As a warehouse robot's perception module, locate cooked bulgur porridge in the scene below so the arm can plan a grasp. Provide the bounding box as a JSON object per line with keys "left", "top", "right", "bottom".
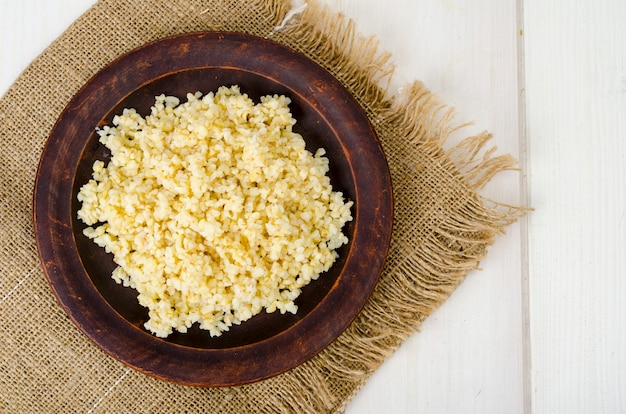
{"left": 77, "top": 85, "right": 353, "bottom": 338}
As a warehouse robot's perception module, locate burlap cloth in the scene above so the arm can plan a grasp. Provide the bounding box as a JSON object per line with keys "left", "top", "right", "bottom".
{"left": 0, "top": 1, "right": 525, "bottom": 412}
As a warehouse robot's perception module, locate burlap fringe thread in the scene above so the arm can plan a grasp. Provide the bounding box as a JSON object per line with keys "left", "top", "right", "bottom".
{"left": 0, "top": 0, "right": 525, "bottom": 413}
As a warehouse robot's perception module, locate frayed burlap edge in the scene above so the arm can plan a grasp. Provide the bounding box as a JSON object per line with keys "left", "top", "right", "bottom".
{"left": 0, "top": 0, "right": 526, "bottom": 413}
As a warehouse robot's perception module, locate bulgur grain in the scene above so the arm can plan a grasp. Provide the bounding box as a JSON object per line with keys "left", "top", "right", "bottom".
{"left": 77, "top": 85, "right": 353, "bottom": 338}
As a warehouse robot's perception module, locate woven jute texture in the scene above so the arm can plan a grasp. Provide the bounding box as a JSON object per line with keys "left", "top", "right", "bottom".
{"left": 0, "top": 0, "right": 524, "bottom": 413}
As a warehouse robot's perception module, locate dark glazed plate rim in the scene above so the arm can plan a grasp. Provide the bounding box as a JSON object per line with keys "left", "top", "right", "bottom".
{"left": 33, "top": 31, "right": 393, "bottom": 387}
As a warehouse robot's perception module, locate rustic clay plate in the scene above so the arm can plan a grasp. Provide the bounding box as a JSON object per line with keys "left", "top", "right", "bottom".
{"left": 33, "top": 32, "right": 393, "bottom": 387}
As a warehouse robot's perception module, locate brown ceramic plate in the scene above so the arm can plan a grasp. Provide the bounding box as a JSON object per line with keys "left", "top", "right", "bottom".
{"left": 33, "top": 32, "right": 393, "bottom": 387}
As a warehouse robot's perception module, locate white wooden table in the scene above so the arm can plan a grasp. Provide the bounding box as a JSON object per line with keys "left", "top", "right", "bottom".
{"left": 1, "top": 1, "right": 624, "bottom": 413}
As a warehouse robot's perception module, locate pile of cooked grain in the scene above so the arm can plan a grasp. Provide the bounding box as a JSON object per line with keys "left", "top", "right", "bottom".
{"left": 77, "top": 85, "right": 353, "bottom": 338}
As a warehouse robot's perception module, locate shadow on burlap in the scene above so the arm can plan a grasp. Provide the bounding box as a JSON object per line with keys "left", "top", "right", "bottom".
{"left": 0, "top": 1, "right": 525, "bottom": 412}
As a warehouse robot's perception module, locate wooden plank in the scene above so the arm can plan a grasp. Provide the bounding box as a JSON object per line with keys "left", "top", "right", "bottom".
{"left": 320, "top": 1, "right": 525, "bottom": 413}
{"left": 0, "top": 0, "right": 94, "bottom": 96}
{"left": 524, "top": 1, "right": 626, "bottom": 412}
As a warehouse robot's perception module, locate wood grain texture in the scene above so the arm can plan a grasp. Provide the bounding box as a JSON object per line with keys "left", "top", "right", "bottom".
{"left": 524, "top": 1, "right": 626, "bottom": 412}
